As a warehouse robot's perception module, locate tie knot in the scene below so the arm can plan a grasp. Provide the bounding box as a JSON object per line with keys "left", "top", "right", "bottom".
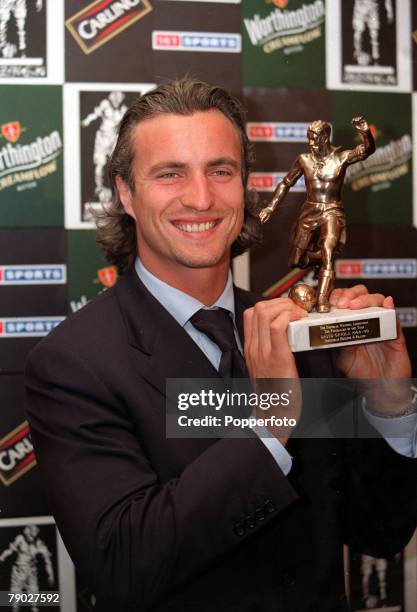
{"left": 190, "top": 308, "right": 238, "bottom": 352}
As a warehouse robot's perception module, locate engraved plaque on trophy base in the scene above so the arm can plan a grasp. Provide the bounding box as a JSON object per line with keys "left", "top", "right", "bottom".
{"left": 287, "top": 307, "right": 397, "bottom": 353}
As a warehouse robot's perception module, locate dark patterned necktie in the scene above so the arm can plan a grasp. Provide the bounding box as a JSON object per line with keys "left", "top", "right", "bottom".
{"left": 190, "top": 308, "right": 248, "bottom": 378}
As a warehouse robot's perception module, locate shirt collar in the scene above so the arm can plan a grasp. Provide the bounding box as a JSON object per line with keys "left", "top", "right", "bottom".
{"left": 135, "top": 257, "right": 236, "bottom": 328}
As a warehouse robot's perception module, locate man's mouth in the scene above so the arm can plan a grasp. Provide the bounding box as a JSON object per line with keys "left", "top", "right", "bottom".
{"left": 173, "top": 220, "right": 218, "bottom": 233}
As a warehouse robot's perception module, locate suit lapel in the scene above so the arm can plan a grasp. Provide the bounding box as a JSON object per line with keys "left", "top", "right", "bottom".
{"left": 115, "top": 269, "right": 221, "bottom": 398}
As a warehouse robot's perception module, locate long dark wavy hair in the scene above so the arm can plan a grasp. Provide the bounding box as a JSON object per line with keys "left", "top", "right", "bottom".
{"left": 95, "top": 78, "right": 263, "bottom": 272}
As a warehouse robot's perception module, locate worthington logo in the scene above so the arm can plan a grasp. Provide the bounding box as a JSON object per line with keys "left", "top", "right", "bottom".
{"left": 243, "top": 0, "right": 324, "bottom": 54}
{"left": 0, "top": 265, "right": 67, "bottom": 285}
{"left": 0, "top": 129, "right": 62, "bottom": 191}
{"left": 66, "top": 0, "right": 153, "bottom": 55}
{"left": 345, "top": 135, "right": 412, "bottom": 191}
{"left": 0, "top": 421, "right": 36, "bottom": 486}
{"left": 0, "top": 317, "right": 65, "bottom": 338}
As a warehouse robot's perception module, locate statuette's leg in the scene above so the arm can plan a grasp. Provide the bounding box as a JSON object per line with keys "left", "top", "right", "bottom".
{"left": 316, "top": 268, "right": 334, "bottom": 313}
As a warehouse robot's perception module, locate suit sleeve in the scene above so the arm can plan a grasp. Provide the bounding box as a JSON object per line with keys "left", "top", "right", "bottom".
{"left": 25, "top": 339, "right": 299, "bottom": 610}
{"left": 342, "top": 432, "right": 417, "bottom": 557}
{"left": 299, "top": 349, "right": 417, "bottom": 557}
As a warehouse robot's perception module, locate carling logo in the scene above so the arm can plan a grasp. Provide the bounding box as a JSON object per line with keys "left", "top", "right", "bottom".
{"left": 0, "top": 422, "right": 36, "bottom": 486}
{"left": 0, "top": 265, "right": 66, "bottom": 285}
{"left": 66, "top": 0, "right": 153, "bottom": 55}
{"left": 247, "top": 122, "right": 309, "bottom": 142}
{"left": 0, "top": 317, "right": 65, "bottom": 338}
{"left": 248, "top": 172, "right": 305, "bottom": 192}
{"left": 335, "top": 259, "right": 417, "bottom": 279}
{"left": 152, "top": 31, "right": 241, "bottom": 52}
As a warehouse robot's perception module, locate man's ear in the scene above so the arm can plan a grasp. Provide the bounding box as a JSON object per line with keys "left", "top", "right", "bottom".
{"left": 116, "top": 175, "right": 136, "bottom": 221}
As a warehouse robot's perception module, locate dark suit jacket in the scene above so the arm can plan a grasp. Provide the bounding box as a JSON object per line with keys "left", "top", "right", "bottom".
{"left": 25, "top": 268, "right": 417, "bottom": 612}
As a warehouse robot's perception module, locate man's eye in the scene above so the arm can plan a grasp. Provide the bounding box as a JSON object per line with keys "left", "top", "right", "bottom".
{"left": 212, "top": 169, "right": 231, "bottom": 177}
{"left": 158, "top": 172, "right": 179, "bottom": 179}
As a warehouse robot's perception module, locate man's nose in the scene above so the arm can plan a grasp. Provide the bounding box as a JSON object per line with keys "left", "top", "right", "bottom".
{"left": 181, "top": 174, "right": 214, "bottom": 210}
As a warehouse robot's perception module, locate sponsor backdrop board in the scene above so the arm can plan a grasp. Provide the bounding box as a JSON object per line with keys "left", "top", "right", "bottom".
{"left": 242, "top": 0, "right": 326, "bottom": 88}
{"left": 64, "top": 83, "right": 154, "bottom": 229}
{"left": 152, "top": 0, "right": 242, "bottom": 90}
{"left": 326, "top": 0, "right": 412, "bottom": 92}
{"left": 348, "top": 549, "right": 404, "bottom": 611}
{"left": 244, "top": 87, "right": 331, "bottom": 182}
{"left": 0, "top": 0, "right": 64, "bottom": 85}
{"left": 67, "top": 230, "right": 117, "bottom": 314}
{"left": 65, "top": 0, "right": 154, "bottom": 83}
{"left": 0, "top": 374, "right": 49, "bottom": 518}
{"left": 0, "top": 85, "right": 64, "bottom": 227}
{"left": 331, "top": 90, "right": 413, "bottom": 225}
{"left": 0, "top": 516, "right": 76, "bottom": 611}
{"left": 0, "top": 229, "right": 67, "bottom": 371}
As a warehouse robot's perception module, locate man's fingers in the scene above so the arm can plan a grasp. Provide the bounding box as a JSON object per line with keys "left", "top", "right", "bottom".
{"left": 348, "top": 293, "right": 386, "bottom": 309}
{"left": 243, "top": 298, "right": 307, "bottom": 367}
{"left": 383, "top": 295, "right": 394, "bottom": 309}
{"left": 330, "top": 284, "right": 368, "bottom": 307}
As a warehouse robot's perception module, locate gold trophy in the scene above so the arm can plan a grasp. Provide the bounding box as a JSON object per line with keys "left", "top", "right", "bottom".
{"left": 259, "top": 117, "right": 397, "bottom": 351}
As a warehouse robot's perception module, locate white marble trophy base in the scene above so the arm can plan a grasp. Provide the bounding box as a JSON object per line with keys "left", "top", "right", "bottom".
{"left": 287, "top": 306, "right": 397, "bottom": 353}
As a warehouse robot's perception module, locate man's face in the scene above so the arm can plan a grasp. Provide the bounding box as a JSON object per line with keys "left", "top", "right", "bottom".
{"left": 117, "top": 110, "right": 244, "bottom": 278}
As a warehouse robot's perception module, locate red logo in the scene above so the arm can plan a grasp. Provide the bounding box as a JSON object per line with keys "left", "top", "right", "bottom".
{"left": 1, "top": 121, "right": 21, "bottom": 143}
{"left": 0, "top": 321, "right": 3, "bottom": 334}
{"left": 0, "top": 422, "right": 36, "bottom": 486}
{"left": 155, "top": 34, "right": 180, "bottom": 47}
{"left": 336, "top": 261, "right": 362, "bottom": 277}
{"left": 98, "top": 266, "right": 118, "bottom": 288}
{"left": 249, "top": 175, "right": 274, "bottom": 189}
{"left": 248, "top": 125, "right": 273, "bottom": 139}
{"left": 271, "top": 0, "right": 288, "bottom": 7}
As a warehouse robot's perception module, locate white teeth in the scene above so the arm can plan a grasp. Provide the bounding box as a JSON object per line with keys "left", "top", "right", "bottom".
{"left": 176, "top": 221, "right": 216, "bottom": 233}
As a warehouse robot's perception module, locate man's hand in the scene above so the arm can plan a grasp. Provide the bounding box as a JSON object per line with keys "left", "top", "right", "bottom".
{"left": 244, "top": 298, "right": 306, "bottom": 443}
{"left": 244, "top": 298, "right": 307, "bottom": 379}
{"left": 330, "top": 285, "right": 411, "bottom": 415}
{"left": 351, "top": 116, "right": 369, "bottom": 133}
{"left": 259, "top": 206, "right": 274, "bottom": 224}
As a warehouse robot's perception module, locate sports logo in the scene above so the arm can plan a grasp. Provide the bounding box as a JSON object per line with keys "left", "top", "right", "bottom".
{"left": 0, "top": 317, "right": 65, "bottom": 338}
{"left": 247, "top": 122, "right": 309, "bottom": 142}
{"left": 396, "top": 308, "right": 417, "bottom": 328}
{"left": 0, "top": 264, "right": 66, "bottom": 285}
{"left": 335, "top": 259, "right": 416, "bottom": 279}
{"left": 0, "top": 422, "right": 36, "bottom": 486}
{"left": 248, "top": 172, "right": 305, "bottom": 192}
{"left": 66, "top": 0, "right": 153, "bottom": 55}
{"left": 152, "top": 31, "right": 241, "bottom": 52}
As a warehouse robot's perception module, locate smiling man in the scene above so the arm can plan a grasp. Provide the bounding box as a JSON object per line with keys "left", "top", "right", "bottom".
{"left": 25, "top": 79, "right": 417, "bottom": 612}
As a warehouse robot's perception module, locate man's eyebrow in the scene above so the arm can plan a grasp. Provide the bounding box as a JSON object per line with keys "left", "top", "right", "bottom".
{"left": 206, "top": 157, "right": 241, "bottom": 170}
{"left": 148, "top": 162, "right": 187, "bottom": 174}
